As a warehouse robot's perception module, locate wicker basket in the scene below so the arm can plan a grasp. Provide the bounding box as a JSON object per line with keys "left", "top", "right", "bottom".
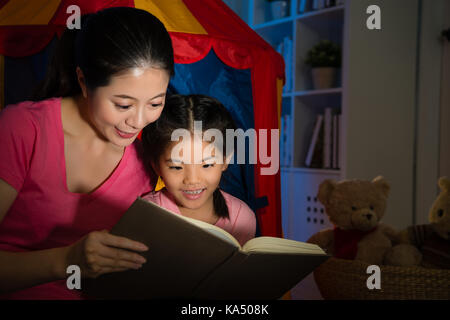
{"left": 313, "top": 257, "right": 450, "bottom": 299}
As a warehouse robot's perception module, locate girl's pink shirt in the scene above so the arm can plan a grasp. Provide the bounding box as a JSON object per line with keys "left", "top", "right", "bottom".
{"left": 0, "top": 98, "right": 152, "bottom": 299}
{"left": 142, "top": 189, "right": 256, "bottom": 247}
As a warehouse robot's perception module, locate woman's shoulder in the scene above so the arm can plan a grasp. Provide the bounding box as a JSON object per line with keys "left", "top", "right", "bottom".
{"left": 1, "top": 98, "right": 61, "bottom": 123}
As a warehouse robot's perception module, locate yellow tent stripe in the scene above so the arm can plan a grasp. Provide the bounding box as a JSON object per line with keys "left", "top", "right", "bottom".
{"left": 0, "top": 55, "right": 4, "bottom": 109}
{"left": 0, "top": 0, "right": 61, "bottom": 26}
{"left": 134, "top": 0, "right": 207, "bottom": 34}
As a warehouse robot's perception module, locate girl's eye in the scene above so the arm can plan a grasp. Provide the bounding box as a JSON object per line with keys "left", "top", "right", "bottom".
{"left": 151, "top": 103, "right": 163, "bottom": 108}
{"left": 203, "top": 164, "right": 214, "bottom": 168}
{"left": 169, "top": 166, "right": 182, "bottom": 170}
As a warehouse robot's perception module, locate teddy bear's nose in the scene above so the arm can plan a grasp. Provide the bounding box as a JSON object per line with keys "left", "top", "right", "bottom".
{"left": 365, "top": 213, "right": 373, "bottom": 220}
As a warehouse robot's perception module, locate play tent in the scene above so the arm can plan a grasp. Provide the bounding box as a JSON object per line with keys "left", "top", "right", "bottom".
{"left": 0, "top": 0, "right": 285, "bottom": 237}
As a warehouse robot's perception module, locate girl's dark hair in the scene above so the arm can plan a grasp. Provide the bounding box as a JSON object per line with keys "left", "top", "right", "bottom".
{"left": 33, "top": 7, "right": 174, "bottom": 100}
{"left": 142, "top": 94, "right": 237, "bottom": 219}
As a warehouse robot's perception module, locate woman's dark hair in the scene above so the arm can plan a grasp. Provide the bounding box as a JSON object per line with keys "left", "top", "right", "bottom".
{"left": 33, "top": 7, "right": 174, "bottom": 100}
{"left": 142, "top": 94, "right": 237, "bottom": 219}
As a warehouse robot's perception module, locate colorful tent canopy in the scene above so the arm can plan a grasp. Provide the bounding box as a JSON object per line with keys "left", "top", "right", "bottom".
{"left": 0, "top": 0, "right": 285, "bottom": 238}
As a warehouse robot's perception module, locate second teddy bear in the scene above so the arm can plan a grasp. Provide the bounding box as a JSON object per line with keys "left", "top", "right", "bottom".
{"left": 386, "top": 177, "right": 450, "bottom": 269}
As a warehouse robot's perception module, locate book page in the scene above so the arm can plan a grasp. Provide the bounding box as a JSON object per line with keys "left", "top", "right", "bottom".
{"left": 242, "top": 236, "right": 326, "bottom": 255}
{"left": 174, "top": 213, "right": 241, "bottom": 248}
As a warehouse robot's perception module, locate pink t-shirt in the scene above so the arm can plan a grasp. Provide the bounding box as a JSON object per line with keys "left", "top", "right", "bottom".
{"left": 0, "top": 98, "right": 152, "bottom": 299}
{"left": 142, "top": 189, "right": 256, "bottom": 246}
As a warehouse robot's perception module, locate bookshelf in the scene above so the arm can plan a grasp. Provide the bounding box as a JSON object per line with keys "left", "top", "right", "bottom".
{"left": 237, "top": 0, "right": 346, "bottom": 244}
{"left": 225, "top": 0, "right": 423, "bottom": 299}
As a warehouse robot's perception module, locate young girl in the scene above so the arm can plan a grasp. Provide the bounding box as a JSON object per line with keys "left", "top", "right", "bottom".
{"left": 141, "top": 95, "right": 256, "bottom": 246}
{"left": 0, "top": 7, "right": 173, "bottom": 299}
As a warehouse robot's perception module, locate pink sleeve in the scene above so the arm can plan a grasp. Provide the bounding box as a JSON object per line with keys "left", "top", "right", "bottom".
{"left": 0, "top": 104, "right": 37, "bottom": 192}
{"left": 232, "top": 201, "right": 257, "bottom": 246}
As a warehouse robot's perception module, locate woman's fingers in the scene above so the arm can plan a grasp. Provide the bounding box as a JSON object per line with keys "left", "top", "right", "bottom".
{"left": 97, "top": 245, "right": 147, "bottom": 265}
{"left": 89, "top": 255, "right": 143, "bottom": 271}
{"left": 98, "top": 230, "right": 148, "bottom": 252}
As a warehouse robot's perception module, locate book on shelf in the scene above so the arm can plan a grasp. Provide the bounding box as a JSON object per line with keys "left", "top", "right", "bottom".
{"left": 283, "top": 37, "right": 293, "bottom": 93}
{"left": 332, "top": 113, "right": 339, "bottom": 169}
{"left": 276, "top": 37, "right": 293, "bottom": 93}
{"left": 309, "top": 119, "right": 324, "bottom": 168}
{"left": 282, "top": 114, "right": 292, "bottom": 166}
{"left": 298, "top": 0, "right": 310, "bottom": 14}
{"left": 312, "top": 0, "right": 325, "bottom": 10}
{"left": 305, "top": 114, "right": 323, "bottom": 167}
{"left": 82, "top": 198, "right": 329, "bottom": 300}
{"left": 304, "top": 109, "right": 340, "bottom": 169}
{"left": 280, "top": 114, "right": 287, "bottom": 167}
{"left": 325, "top": 0, "right": 337, "bottom": 8}
{"left": 323, "top": 107, "right": 332, "bottom": 168}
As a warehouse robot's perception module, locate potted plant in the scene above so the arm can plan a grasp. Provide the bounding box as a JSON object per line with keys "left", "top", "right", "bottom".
{"left": 266, "top": 0, "right": 288, "bottom": 20}
{"left": 305, "top": 40, "right": 341, "bottom": 89}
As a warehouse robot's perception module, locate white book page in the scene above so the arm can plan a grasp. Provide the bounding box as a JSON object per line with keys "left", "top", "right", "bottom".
{"left": 242, "top": 237, "right": 326, "bottom": 255}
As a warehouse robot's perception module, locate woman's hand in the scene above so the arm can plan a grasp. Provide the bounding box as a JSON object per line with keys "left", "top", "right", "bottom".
{"left": 62, "top": 230, "right": 148, "bottom": 279}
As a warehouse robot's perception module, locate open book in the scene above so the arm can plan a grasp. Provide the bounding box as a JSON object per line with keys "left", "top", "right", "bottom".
{"left": 82, "top": 198, "right": 329, "bottom": 300}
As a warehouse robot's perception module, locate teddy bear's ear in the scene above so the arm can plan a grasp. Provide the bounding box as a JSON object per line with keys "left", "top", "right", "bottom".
{"left": 317, "top": 180, "right": 336, "bottom": 206}
{"left": 372, "top": 176, "right": 390, "bottom": 197}
{"left": 438, "top": 177, "right": 450, "bottom": 192}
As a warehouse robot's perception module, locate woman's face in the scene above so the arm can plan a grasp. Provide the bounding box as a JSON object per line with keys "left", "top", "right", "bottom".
{"left": 82, "top": 67, "right": 170, "bottom": 147}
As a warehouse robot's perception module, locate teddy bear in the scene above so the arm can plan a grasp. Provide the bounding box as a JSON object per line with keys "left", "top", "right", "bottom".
{"left": 307, "top": 176, "right": 400, "bottom": 265}
{"left": 385, "top": 177, "right": 450, "bottom": 269}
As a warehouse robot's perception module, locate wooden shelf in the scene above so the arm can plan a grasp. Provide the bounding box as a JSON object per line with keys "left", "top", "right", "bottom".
{"left": 252, "top": 16, "right": 294, "bottom": 30}
{"left": 281, "top": 167, "right": 341, "bottom": 175}
{"left": 296, "top": 5, "right": 344, "bottom": 21}
{"left": 293, "top": 88, "right": 342, "bottom": 96}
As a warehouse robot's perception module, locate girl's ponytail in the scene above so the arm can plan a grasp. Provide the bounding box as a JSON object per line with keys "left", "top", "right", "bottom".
{"left": 213, "top": 188, "right": 229, "bottom": 219}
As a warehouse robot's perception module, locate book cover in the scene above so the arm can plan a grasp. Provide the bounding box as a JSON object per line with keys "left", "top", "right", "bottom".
{"left": 323, "top": 108, "right": 332, "bottom": 168}
{"left": 310, "top": 122, "right": 324, "bottom": 168}
{"left": 82, "top": 198, "right": 328, "bottom": 299}
{"left": 305, "top": 114, "right": 323, "bottom": 167}
{"left": 332, "top": 114, "right": 338, "bottom": 169}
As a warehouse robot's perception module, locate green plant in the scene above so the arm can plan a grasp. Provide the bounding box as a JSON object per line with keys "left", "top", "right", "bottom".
{"left": 305, "top": 40, "right": 341, "bottom": 68}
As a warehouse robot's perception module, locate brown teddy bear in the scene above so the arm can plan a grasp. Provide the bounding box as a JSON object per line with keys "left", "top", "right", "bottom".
{"left": 307, "top": 176, "right": 400, "bottom": 265}
{"left": 386, "top": 177, "right": 450, "bottom": 269}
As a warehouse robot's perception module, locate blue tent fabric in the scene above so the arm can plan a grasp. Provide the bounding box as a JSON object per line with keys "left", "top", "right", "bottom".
{"left": 4, "top": 38, "right": 56, "bottom": 106}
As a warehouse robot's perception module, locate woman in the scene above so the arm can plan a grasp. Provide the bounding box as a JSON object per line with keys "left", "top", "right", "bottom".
{"left": 0, "top": 7, "right": 174, "bottom": 299}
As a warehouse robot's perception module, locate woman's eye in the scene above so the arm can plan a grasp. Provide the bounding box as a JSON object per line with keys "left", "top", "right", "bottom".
{"left": 115, "top": 104, "right": 131, "bottom": 110}
{"left": 151, "top": 103, "right": 163, "bottom": 108}
{"left": 169, "top": 166, "right": 182, "bottom": 170}
{"left": 203, "top": 164, "right": 214, "bottom": 168}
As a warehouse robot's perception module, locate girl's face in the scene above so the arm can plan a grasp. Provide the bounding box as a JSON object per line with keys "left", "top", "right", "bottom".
{"left": 80, "top": 67, "right": 170, "bottom": 147}
{"left": 158, "top": 137, "right": 228, "bottom": 214}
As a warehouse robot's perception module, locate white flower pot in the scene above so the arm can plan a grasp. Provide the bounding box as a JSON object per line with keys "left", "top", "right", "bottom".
{"left": 270, "top": 1, "right": 288, "bottom": 20}
{"left": 311, "top": 67, "right": 337, "bottom": 89}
